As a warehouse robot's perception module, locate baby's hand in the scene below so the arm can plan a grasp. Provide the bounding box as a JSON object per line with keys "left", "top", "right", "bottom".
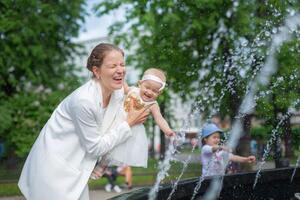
{"left": 246, "top": 155, "right": 256, "bottom": 163}
{"left": 165, "top": 130, "right": 176, "bottom": 137}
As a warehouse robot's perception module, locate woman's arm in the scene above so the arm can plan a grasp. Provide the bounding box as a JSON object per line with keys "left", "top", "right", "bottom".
{"left": 71, "top": 99, "right": 132, "bottom": 159}
{"left": 150, "top": 104, "right": 175, "bottom": 137}
{"left": 71, "top": 99, "right": 149, "bottom": 159}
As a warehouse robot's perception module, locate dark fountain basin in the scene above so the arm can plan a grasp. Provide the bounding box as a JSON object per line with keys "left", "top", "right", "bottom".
{"left": 110, "top": 167, "right": 300, "bottom": 200}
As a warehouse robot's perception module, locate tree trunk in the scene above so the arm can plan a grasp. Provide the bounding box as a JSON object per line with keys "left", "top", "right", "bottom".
{"left": 274, "top": 134, "right": 282, "bottom": 168}
{"left": 5, "top": 148, "right": 18, "bottom": 170}
{"left": 283, "top": 114, "right": 293, "bottom": 158}
{"left": 149, "top": 118, "right": 155, "bottom": 159}
{"left": 271, "top": 95, "right": 282, "bottom": 168}
{"left": 159, "top": 103, "right": 166, "bottom": 160}
{"left": 236, "top": 114, "right": 252, "bottom": 172}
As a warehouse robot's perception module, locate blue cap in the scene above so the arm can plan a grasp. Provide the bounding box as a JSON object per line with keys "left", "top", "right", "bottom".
{"left": 201, "top": 123, "right": 223, "bottom": 138}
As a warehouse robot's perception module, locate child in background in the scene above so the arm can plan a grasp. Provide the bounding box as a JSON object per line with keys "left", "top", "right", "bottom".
{"left": 201, "top": 123, "right": 256, "bottom": 177}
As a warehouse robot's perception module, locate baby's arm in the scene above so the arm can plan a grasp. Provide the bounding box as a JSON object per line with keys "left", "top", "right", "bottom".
{"left": 229, "top": 154, "right": 256, "bottom": 163}
{"left": 150, "top": 104, "right": 175, "bottom": 137}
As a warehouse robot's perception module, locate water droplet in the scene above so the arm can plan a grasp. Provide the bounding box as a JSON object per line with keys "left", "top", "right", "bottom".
{"left": 265, "top": 31, "right": 271, "bottom": 37}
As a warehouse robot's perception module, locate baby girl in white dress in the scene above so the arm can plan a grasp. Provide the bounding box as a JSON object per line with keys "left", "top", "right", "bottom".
{"left": 107, "top": 68, "right": 175, "bottom": 167}
{"left": 91, "top": 68, "right": 175, "bottom": 179}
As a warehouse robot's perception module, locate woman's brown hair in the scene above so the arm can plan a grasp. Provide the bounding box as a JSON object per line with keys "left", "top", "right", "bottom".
{"left": 86, "top": 43, "right": 124, "bottom": 71}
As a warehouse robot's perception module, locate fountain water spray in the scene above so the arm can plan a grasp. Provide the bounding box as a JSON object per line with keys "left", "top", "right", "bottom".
{"left": 202, "top": 13, "right": 300, "bottom": 200}
{"left": 291, "top": 145, "right": 300, "bottom": 183}
{"left": 253, "top": 99, "right": 300, "bottom": 187}
{"left": 166, "top": 144, "right": 197, "bottom": 200}
{"left": 148, "top": 117, "right": 191, "bottom": 200}
{"left": 253, "top": 112, "right": 290, "bottom": 188}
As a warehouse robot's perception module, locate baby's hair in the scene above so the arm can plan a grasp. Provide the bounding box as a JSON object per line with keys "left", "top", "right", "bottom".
{"left": 143, "top": 68, "right": 166, "bottom": 82}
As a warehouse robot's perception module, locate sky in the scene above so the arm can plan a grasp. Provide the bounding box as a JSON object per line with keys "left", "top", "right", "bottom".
{"left": 76, "top": 0, "right": 125, "bottom": 42}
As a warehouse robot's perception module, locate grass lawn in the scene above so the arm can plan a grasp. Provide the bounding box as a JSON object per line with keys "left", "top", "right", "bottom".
{"left": 0, "top": 183, "right": 22, "bottom": 197}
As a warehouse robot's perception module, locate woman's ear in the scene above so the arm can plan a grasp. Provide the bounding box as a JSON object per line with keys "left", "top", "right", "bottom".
{"left": 92, "top": 66, "right": 100, "bottom": 79}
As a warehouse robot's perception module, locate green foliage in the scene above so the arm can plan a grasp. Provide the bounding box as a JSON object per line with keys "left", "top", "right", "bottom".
{"left": 0, "top": 0, "right": 86, "bottom": 157}
{"left": 250, "top": 126, "right": 300, "bottom": 149}
{"left": 0, "top": 0, "right": 86, "bottom": 94}
{"left": 0, "top": 84, "right": 77, "bottom": 157}
{"left": 250, "top": 126, "right": 272, "bottom": 140}
{"left": 256, "top": 40, "right": 300, "bottom": 125}
{"left": 95, "top": 0, "right": 300, "bottom": 122}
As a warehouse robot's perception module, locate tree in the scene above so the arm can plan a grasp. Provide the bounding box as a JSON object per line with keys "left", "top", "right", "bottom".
{"left": 0, "top": 0, "right": 86, "bottom": 158}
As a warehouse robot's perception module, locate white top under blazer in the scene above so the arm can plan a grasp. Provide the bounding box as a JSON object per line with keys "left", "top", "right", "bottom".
{"left": 18, "top": 79, "right": 133, "bottom": 200}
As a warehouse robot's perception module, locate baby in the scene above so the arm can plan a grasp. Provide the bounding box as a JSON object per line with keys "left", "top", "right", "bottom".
{"left": 92, "top": 68, "right": 175, "bottom": 178}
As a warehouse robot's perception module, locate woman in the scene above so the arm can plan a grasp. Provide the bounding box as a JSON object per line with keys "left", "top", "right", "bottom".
{"left": 18, "top": 43, "right": 149, "bottom": 200}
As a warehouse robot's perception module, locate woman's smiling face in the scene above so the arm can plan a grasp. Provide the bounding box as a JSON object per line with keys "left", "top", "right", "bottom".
{"left": 96, "top": 50, "right": 126, "bottom": 92}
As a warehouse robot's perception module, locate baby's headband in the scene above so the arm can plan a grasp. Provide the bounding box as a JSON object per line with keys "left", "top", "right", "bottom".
{"left": 141, "top": 74, "right": 166, "bottom": 91}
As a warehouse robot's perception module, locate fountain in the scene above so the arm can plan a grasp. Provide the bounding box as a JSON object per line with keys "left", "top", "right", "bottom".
{"left": 110, "top": 167, "right": 300, "bottom": 199}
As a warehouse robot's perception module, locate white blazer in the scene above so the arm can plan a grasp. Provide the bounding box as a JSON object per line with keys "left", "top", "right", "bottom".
{"left": 18, "top": 79, "right": 132, "bottom": 200}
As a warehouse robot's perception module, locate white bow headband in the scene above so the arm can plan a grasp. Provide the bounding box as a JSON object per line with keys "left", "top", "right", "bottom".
{"left": 141, "top": 74, "right": 166, "bottom": 91}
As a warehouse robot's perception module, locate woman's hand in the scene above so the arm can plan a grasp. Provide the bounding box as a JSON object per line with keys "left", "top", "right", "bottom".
{"left": 126, "top": 100, "right": 151, "bottom": 127}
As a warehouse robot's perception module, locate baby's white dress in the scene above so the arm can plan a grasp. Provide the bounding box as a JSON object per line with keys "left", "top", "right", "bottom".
{"left": 106, "top": 87, "right": 156, "bottom": 168}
